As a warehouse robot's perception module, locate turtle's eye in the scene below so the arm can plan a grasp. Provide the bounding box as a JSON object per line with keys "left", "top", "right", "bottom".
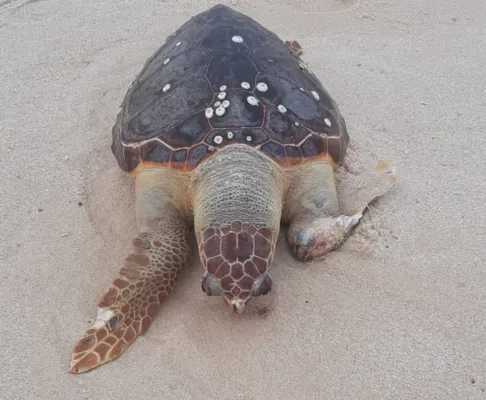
{"left": 201, "top": 273, "right": 221, "bottom": 296}
{"left": 252, "top": 274, "right": 272, "bottom": 296}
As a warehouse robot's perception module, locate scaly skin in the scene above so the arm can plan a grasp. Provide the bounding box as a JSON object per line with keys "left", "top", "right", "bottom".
{"left": 69, "top": 145, "right": 396, "bottom": 373}
{"left": 69, "top": 217, "right": 191, "bottom": 374}
{"left": 193, "top": 145, "right": 285, "bottom": 312}
{"left": 69, "top": 169, "right": 193, "bottom": 374}
{"left": 199, "top": 222, "right": 275, "bottom": 313}
{"left": 69, "top": 34, "right": 397, "bottom": 373}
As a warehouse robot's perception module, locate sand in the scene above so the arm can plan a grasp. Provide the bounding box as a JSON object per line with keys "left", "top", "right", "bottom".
{"left": 1, "top": 0, "right": 485, "bottom": 399}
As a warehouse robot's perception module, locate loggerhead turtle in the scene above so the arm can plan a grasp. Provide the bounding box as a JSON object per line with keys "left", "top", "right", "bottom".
{"left": 70, "top": 4, "right": 395, "bottom": 373}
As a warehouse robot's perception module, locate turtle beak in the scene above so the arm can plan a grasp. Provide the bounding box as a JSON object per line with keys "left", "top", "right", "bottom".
{"left": 230, "top": 299, "right": 246, "bottom": 314}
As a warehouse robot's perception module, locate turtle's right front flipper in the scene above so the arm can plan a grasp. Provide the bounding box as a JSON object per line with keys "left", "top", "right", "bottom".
{"left": 69, "top": 182, "right": 191, "bottom": 373}
{"left": 69, "top": 222, "right": 190, "bottom": 374}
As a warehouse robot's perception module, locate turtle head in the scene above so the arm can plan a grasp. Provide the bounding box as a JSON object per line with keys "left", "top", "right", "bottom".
{"left": 193, "top": 145, "right": 282, "bottom": 314}
{"left": 202, "top": 271, "right": 273, "bottom": 314}
{"left": 199, "top": 222, "right": 276, "bottom": 314}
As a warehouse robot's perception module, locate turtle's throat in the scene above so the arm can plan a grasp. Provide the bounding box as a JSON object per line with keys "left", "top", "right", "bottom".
{"left": 193, "top": 145, "right": 284, "bottom": 233}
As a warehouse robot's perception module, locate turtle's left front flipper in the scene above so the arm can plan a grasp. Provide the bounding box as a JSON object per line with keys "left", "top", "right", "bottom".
{"left": 69, "top": 216, "right": 191, "bottom": 374}
{"left": 286, "top": 161, "right": 396, "bottom": 262}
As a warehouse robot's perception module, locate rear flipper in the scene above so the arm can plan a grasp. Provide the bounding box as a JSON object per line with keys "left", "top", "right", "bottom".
{"left": 285, "top": 39, "right": 304, "bottom": 56}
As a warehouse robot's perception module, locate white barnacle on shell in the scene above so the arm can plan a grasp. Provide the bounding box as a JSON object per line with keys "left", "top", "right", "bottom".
{"left": 241, "top": 81, "right": 250, "bottom": 90}
{"left": 256, "top": 82, "right": 268, "bottom": 92}
{"left": 215, "top": 106, "right": 226, "bottom": 117}
{"left": 295, "top": 121, "right": 300, "bottom": 126}
{"left": 246, "top": 136, "right": 252, "bottom": 142}
{"left": 299, "top": 87, "right": 305, "bottom": 92}
{"left": 218, "top": 92, "right": 227, "bottom": 100}
{"left": 247, "top": 96, "right": 259, "bottom": 106}
{"left": 277, "top": 104, "right": 287, "bottom": 114}
{"left": 232, "top": 35, "right": 244, "bottom": 43}
{"left": 324, "top": 118, "right": 332, "bottom": 127}
{"left": 176, "top": 41, "right": 182, "bottom": 47}
{"left": 227, "top": 131, "right": 234, "bottom": 139}
{"left": 222, "top": 100, "right": 230, "bottom": 108}
{"left": 311, "top": 90, "right": 320, "bottom": 100}
{"left": 220, "top": 85, "right": 227, "bottom": 91}
{"left": 164, "top": 58, "right": 171, "bottom": 65}
{"left": 214, "top": 101, "right": 221, "bottom": 107}
{"left": 162, "top": 83, "right": 171, "bottom": 92}
{"left": 205, "top": 107, "right": 214, "bottom": 119}
{"left": 213, "top": 135, "right": 223, "bottom": 145}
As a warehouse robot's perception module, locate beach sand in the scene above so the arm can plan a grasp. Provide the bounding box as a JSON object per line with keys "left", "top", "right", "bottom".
{"left": 1, "top": 0, "right": 485, "bottom": 398}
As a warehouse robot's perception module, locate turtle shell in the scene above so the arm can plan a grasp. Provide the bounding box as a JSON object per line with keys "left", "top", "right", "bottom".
{"left": 112, "top": 4, "right": 349, "bottom": 174}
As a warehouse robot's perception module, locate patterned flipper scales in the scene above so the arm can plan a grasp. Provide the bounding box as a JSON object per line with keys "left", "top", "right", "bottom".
{"left": 69, "top": 226, "right": 190, "bottom": 373}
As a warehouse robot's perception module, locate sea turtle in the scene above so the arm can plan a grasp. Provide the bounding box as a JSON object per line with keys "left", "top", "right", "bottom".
{"left": 69, "top": 4, "right": 394, "bottom": 373}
